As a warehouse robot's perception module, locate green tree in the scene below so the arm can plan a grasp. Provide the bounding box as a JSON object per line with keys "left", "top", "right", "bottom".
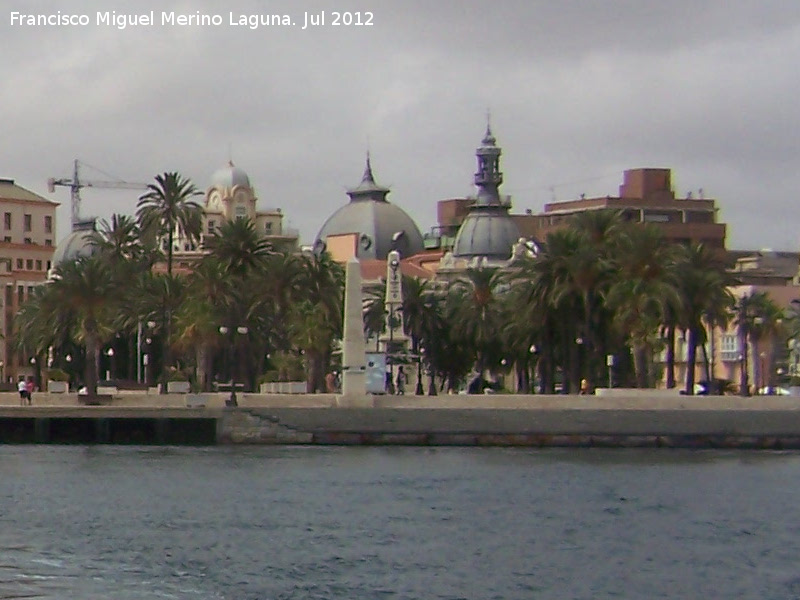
{"left": 289, "top": 251, "right": 344, "bottom": 392}
{"left": 605, "top": 225, "right": 680, "bottom": 387}
{"left": 136, "top": 172, "right": 202, "bottom": 276}
{"left": 674, "top": 243, "right": 734, "bottom": 395}
{"left": 203, "top": 217, "right": 272, "bottom": 277}
{"left": 24, "top": 257, "right": 117, "bottom": 395}
{"left": 446, "top": 266, "right": 507, "bottom": 384}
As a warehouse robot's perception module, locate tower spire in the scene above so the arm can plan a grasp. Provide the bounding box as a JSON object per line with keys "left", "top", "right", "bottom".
{"left": 362, "top": 150, "right": 375, "bottom": 184}
{"left": 347, "top": 152, "right": 390, "bottom": 202}
{"left": 474, "top": 121, "right": 502, "bottom": 205}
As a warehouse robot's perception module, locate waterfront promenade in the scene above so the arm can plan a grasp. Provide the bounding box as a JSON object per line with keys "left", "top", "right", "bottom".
{"left": 3, "top": 390, "right": 800, "bottom": 447}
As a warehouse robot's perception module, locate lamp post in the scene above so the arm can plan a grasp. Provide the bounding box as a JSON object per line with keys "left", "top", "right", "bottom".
{"left": 105, "top": 348, "right": 115, "bottom": 382}
{"left": 415, "top": 346, "right": 424, "bottom": 396}
{"left": 144, "top": 320, "right": 156, "bottom": 389}
{"left": 575, "top": 337, "right": 584, "bottom": 394}
{"left": 30, "top": 357, "right": 37, "bottom": 390}
{"left": 606, "top": 354, "right": 615, "bottom": 389}
{"left": 528, "top": 344, "right": 538, "bottom": 394}
{"left": 220, "top": 325, "right": 248, "bottom": 407}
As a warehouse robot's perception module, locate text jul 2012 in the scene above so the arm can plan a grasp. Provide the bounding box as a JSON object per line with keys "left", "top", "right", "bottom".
{"left": 9, "top": 11, "right": 374, "bottom": 30}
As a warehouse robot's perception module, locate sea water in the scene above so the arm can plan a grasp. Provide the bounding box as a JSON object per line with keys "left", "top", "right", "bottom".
{"left": 2, "top": 446, "right": 799, "bottom": 599}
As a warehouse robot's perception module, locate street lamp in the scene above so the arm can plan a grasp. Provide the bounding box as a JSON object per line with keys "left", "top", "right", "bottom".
{"left": 30, "top": 357, "right": 37, "bottom": 390}
{"left": 387, "top": 254, "right": 400, "bottom": 395}
{"left": 106, "top": 348, "right": 115, "bottom": 382}
{"left": 415, "top": 346, "right": 424, "bottom": 395}
{"left": 220, "top": 325, "right": 248, "bottom": 407}
{"left": 528, "top": 344, "right": 538, "bottom": 394}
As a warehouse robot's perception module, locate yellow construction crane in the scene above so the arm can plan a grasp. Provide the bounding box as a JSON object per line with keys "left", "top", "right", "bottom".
{"left": 48, "top": 159, "right": 149, "bottom": 230}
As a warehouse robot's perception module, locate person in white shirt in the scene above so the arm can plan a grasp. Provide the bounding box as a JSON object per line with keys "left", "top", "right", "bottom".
{"left": 17, "top": 379, "right": 27, "bottom": 406}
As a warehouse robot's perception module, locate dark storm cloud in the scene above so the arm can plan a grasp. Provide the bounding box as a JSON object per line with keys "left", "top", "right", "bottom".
{"left": 2, "top": 0, "right": 799, "bottom": 249}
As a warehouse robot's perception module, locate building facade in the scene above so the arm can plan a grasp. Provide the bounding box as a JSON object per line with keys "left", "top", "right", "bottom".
{"left": 517, "top": 168, "right": 727, "bottom": 249}
{"left": 170, "top": 162, "right": 299, "bottom": 270}
{"left": 0, "top": 178, "right": 58, "bottom": 384}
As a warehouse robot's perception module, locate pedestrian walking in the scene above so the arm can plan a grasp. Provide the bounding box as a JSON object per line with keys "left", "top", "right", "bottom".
{"left": 17, "top": 379, "right": 27, "bottom": 405}
{"left": 395, "top": 366, "right": 407, "bottom": 395}
{"left": 25, "top": 378, "right": 34, "bottom": 405}
{"left": 325, "top": 371, "right": 336, "bottom": 393}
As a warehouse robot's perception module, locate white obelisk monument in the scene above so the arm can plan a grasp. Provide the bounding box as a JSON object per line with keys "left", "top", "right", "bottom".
{"left": 341, "top": 256, "right": 367, "bottom": 398}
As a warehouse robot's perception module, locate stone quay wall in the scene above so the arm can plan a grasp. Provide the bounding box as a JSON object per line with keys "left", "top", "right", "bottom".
{"left": 4, "top": 391, "right": 800, "bottom": 448}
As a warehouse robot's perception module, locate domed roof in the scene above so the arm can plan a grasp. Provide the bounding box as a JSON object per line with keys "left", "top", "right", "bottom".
{"left": 315, "top": 157, "right": 424, "bottom": 260}
{"left": 452, "top": 123, "right": 519, "bottom": 260}
{"left": 316, "top": 199, "right": 424, "bottom": 260}
{"left": 52, "top": 220, "right": 97, "bottom": 265}
{"left": 211, "top": 161, "right": 250, "bottom": 189}
{"left": 452, "top": 209, "right": 520, "bottom": 260}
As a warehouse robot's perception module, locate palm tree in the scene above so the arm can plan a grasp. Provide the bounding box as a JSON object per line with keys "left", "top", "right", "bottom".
{"left": 136, "top": 172, "right": 203, "bottom": 276}
{"left": 173, "top": 259, "right": 232, "bottom": 390}
{"left": 363, "top": 281, "right": 387, "bottom": 351}
{"left": 605, "top": 225, "right": 680, "bottom": 387}
{"left": 674, "top": 243, "right": 734, "bottom": 395}
{"left": 290, "top": 251, "right": 344, "bottom": 392}
{"left": 550, "top": 210, "right": 623, "bottom": 390}
{"left": 130, "top": 271, "right": 187, "bottom": 392}
{"left": 33, "top": 257, "right": 117, "bottom": 395}
{"left": 88, "top": 214, "right": 144, "bottom": 268}
{"left": 446, "top": 266, "right": 507, "bottom": 385}
{"left": 203, "top": 217, "right": 272, "bottom": 277}
{"left": 735, "top": 291, "right": 784, "bottom": 395}
{"left": 400, "top": 276, "right": 438, "bottom": 394}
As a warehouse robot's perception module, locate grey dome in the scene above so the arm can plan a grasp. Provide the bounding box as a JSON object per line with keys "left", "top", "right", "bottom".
{"left": 315, "top": 156, "right": 424, "bottom": 260}
{"left": 315, "top": 200, "right": 424, "bottom": 260}
{"left": 52, "top": 221, "right": 97, "bottom": 265}
{"left": 211, "top": 161, "right": 250, "bottom": 189}
{"left": 452, "top": 208, "right": 520, "bottom": 260}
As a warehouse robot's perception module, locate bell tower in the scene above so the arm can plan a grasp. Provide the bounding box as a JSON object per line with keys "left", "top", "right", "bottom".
{"left": 474, "top": 119, "right": 503, "bottom": 206}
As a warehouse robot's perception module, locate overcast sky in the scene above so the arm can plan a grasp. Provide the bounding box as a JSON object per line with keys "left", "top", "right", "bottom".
{"left": 2, "top": 0, "right": 799, "bottom": 251}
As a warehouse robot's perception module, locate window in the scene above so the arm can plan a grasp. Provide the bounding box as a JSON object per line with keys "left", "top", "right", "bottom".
{"left": 45, "top": 239, "right": 52, "bottom": 246}
{"left": 23, "top": 214, "right": 31, "bottom": 232}
{"left": 265, "top": 222, "right": 273, "bottom": 234}
{"left": 235, "top": 205, "right": 246, "bottom": 221}
{"left": 24, "top": 238, "right": 31, "bottom": 244}
{"left": 3, "top": 236, "right": 10, "bottom": 243}
{"left": 26, "top": 259, "right": 33, "bottom": 270}
{"left": 3, "top": 213, "right": 10, "bottom": 229}
{"left": 5, "top": 285, "right": 13, "bottom": 306}
{"left": 46, "top": 261, "right": 51, "bottom": 270}
{"left": 35, "top": 260, "right": 42, "bottom": 270}
{"left": 44, "top": 216, "right": 52, "bottom": 233}
{"left": 721, "top": 334, "right": 740, "bottom": 361}
{"left": 207, "top": 220, "right": 215, "bottom": 234}
{"left": 17, "top": 285, "right": 24, "bottom": 305}
{"left": 15, "top": 259, "right": 22, "bottom": 269}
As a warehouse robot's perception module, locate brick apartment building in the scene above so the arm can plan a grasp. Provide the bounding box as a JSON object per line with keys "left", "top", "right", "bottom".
{"left": 517, "top": 168, "right": 727, "bottom": 249}
{"left": 0, "top": 178, "right": 58, "bottom": 384}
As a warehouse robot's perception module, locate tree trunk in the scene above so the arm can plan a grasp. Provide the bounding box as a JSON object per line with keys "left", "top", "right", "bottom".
{"left": 665, "top": 325, "right": 676, "bottom": 388}
{"left": 739, "top": 325, "right": 749, "bottom": 396}
{"left": 684, "top": 326, "right": 699, "bottom": 395}
{"left": 195, "top": 343, "right": 211, "bottom": 392}
{"left": 85, "top": 332, "right": 100, "bottom": 396}
{"left": 633, "top": 342, "right": 648, "bottom": 388}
